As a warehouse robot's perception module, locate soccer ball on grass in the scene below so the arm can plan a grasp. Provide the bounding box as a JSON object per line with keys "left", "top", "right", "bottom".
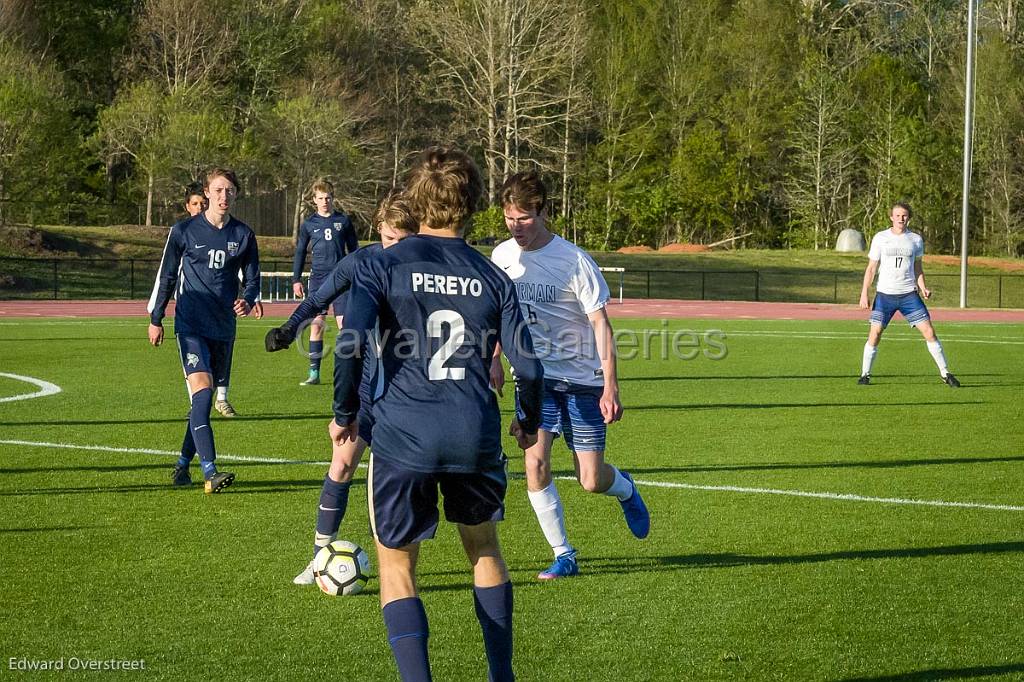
{"left": 313, "top": 540, "right": 371, "bottom": 596}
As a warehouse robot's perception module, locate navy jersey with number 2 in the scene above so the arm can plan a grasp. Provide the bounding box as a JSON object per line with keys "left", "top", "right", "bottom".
{"left": 335, "top": 234, "right": 543, "bottom": 473}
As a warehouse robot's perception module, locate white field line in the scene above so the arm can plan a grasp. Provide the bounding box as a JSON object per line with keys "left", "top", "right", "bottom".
{"left": 0, "top": 373, "right": 62, "bottom": 403}
{"left": 2, "top": 438, "right": 1021, "bottom": 513}
{"left": 722, "top": 331, "right": 1024, "bottom": 346}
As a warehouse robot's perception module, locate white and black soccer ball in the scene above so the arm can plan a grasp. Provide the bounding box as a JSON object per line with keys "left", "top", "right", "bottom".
{"left": 313, "top": 540, "right": 371, "bottom": 596}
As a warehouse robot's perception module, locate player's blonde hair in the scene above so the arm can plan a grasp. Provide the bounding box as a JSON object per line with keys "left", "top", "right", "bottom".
{"left": 404, "top": 146, "right": 483, "bottom": 232}
{"left": 373, "top": 191, "right": 418, "bottom": 234}
{"left": 311, "top": 178, "right": 334, "bottom": 196}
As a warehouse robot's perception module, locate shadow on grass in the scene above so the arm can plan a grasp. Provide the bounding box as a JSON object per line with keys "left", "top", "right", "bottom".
{"left": 0, "top": 478, "right": 362, "bottom": 496}
{"left": 0, "top": 461, "right": 311, "bottom": 475}
{"left": 619, "top": 373, "right": 1006, "bottom": 382}
{"left": 582, "top": 540, "right": 1024, "bottom": 573}
{"left": 842, "top": 663, "right": 1024, "bottom": 681}
{"left": 0, "top": 412, "right": 329, "bottom": 427}
{"left": 623, "top": 400, "right": 982, "bottom": 411}
{"left": 579, "top": 452, "right": 1024, "bottom": 476}
{"left": 0, "top": 525, "right": 101, "bottom": 533}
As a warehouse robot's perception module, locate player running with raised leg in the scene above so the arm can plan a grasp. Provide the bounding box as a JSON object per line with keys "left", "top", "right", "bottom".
{"left": 334, "top": 147, "right": 543, "bottom": 682}
{"left": 264, "top": 193, "right": 419, "bottom": 585}
{"left": 858, "top": 202, "right": 959, "bottom": 387}
{"left": 490, "top": 171, "right": 650, "bottom": 581}
{"left": 292, "top": 179, "right": 359, "bottom": 386}
{"left": 149, "top": 167, "right": 260, "bottom": 493}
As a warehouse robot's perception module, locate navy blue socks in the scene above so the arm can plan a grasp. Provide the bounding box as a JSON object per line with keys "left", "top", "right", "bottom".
{"left": 313, "top": 476, "right": 351, "bottom": 556}
{"left": 309, "top": 339, "right": 324, "bottom": 372}
{"left": 188, "top": 387, "right": 218, "bottom": 479}
{"left": 383, "top": 597, "right": 431, "bottom": 682}
{"left": 474, "top": 582, "right": 514, "bottom": 682}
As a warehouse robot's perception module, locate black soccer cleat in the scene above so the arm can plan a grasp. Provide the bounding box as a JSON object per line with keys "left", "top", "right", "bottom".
{"left": 943, "top": 372, "right": 961, "bottom": 388}
{"left": 171, "top": 464, "right": 192, "bottom": 487}
{"left": 857, "top": 374, "right": 870, "bottom": 385}
{"left": 204, "top": 471, "right": 235, "bottom": 494}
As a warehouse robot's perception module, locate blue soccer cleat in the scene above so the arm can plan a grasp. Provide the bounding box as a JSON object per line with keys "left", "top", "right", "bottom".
{"left": 537, "top": 550, "right": 578, "bottom": 580}
{"left": 619, "top": 471, "right": 650, "bottom": 539}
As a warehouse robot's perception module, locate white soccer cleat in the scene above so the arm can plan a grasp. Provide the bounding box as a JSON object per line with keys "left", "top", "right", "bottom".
{"left": 293, "top": 560, "right": 315, "bottom": 585}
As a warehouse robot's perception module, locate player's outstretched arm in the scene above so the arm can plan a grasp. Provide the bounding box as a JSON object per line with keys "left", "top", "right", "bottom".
{"left": 238, "top": 235, "right": 261, "bottom": 315}
{"left": 588, "top": 307, "right": 623, "bottom": 424}
{"left": 147, "top": 225, "right": 185, "bottom": 342}
{"left": 914, "top": 258, "right": 931, "bottom": 299}
{"left": 859, "top": 260, "right": 879, "bottom": 309}
{"left": 498, "top": 286, "right": 543, "bottom": 436}
{"left": 331, "top": 263, "right": 381, "bottom": 429}
{"left": 489, "top": 342, "right": 506, "bottom": 397}
{"left": 291, "top": 223, "right": 310, "bottom": 297}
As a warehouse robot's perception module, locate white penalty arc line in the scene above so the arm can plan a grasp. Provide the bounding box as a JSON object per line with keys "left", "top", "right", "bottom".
{"left": 2, "top": 439, "right": 1022, "bottom": 513}
{"left": 0, "top": 373, "right": 62, "bottom": 403}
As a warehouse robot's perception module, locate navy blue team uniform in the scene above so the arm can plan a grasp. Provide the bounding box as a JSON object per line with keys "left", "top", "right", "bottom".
{"left": 292, "top": 211, "right": 359, "bottom": 316}
{"left": 148, "top": 212, "right": 260, "bottom": 488}
{"left": 334, "top": 234, "right": 544, "bottom": 549}
{"left": 273, "top": 244, "right": 384, "bottom": 443}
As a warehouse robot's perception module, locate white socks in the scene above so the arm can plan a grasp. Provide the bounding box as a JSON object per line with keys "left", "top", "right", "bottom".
{"left": 926, "top": 340, "right": 949, "bottom": 377}
{"left": 528, "top": 483, "right": 572, "bottom": 557}
{"left": 216, "top": 386, "right": 228, "bottom": 401}
{"left": 861, "top": 342, "right": 878, "bottom": 377}
{"left": 605, "top": 466, "right": 634, "bottom": 501}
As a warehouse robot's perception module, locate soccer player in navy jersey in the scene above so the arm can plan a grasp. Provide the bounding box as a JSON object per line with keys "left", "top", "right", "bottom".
{"left": 292, "top": 179, "right": 360, "bottom": 386}
{"left": 333, "top": 146, "right": 543, "bottom": 682}
{"left": 264, "top": 192, "right": 419, "bottom": 585}
{"left": 148, "top": 168, "right": 261, "bottom": 494}
{"left": 181, "top": 182, "right": 262, "bottom": 418}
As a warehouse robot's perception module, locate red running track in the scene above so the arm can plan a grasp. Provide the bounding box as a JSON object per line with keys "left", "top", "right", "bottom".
{"left": 1, "top": 298, "right": 1023, "bottom": 322}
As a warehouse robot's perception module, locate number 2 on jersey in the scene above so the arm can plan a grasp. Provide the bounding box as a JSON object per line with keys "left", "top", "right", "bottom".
{"left": 426, "top": 309, "right": 466, "bottom": 381}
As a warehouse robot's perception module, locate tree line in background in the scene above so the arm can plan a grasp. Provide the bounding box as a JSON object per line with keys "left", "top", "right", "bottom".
{"left": 0, "top": 0, "right": 1022, "bottom": 255}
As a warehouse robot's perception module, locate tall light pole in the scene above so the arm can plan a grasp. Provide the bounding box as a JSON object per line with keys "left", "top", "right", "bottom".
{"left": 959, "top": 0, "right": 977, "bottom": 308}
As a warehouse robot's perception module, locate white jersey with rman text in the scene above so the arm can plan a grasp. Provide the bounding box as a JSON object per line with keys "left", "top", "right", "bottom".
{"left": 491, "top": 235, "right": 609, "bottom": 387}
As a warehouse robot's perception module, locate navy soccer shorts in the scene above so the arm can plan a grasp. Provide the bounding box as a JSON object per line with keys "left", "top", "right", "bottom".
{"left": 177, "top": 334, "right": 233, "bottom": 380}
{"left": 308, "top": 275, "right": 345, "bottom": 318}
{"left": 517, "top": 379, "right": 608, "bottom": 453}
{"left": 367, "top": 454, "right": 507, "bottom": 549}
{"left": 870, "top": 291, "right": 930, "bottom": 329}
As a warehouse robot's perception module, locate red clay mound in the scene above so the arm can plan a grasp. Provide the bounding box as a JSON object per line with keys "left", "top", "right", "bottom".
{"left": 925, "top": 254, "right": 1024, "bottom": 272}
{"left": 658, "top": 243, "right": 710, "bottom": 253}
{"left": 618, "top": 245, "right": 655, "bottom": 253}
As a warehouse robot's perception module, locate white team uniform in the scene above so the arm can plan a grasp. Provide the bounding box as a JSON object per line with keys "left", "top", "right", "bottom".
{"left": 491, "top": 235, "right": 609, "bottom": 387}
{"left": 868, "top": 229, "right": 924, "bottom": 295}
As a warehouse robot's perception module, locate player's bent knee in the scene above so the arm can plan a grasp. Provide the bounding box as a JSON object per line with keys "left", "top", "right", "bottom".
{"left": 574, "top": 451, "right": 606, "bottom": 493}
{"left": 186, "top": 372, "right": 213, "bottom": 393}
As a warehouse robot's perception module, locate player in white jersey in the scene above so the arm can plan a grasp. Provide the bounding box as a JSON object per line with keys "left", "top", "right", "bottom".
{"left": 857, "top": 202, "right": 959, "bottom": 387}
{"left": 490, "top": 171, "right": 650, "bottom": 580}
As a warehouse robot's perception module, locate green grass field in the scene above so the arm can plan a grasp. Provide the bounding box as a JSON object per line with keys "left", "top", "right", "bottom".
{"left": 2, "top": 315, "right": 1023, "bottom": 680}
